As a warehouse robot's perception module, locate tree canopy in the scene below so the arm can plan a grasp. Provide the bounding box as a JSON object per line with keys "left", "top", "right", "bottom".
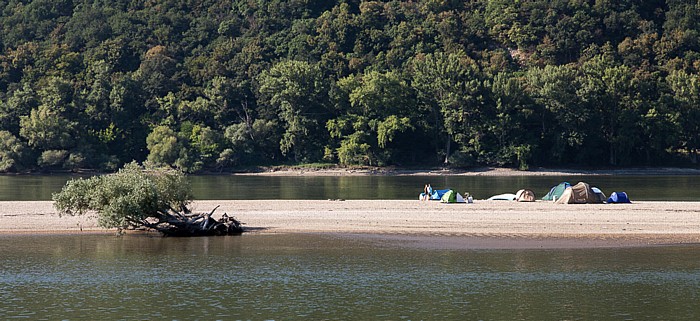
{"left": 1, "top": 0, "right": 700, "bottom": 171}
{"left": 53, "top": 162, "right": 192, "bottom": 229}
{"left": 53, "top": 162, "right": 242, "bottom": 235}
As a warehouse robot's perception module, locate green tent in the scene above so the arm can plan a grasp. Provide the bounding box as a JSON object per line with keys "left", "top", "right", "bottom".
{"left": 542, "top": 182, "right": 570, "bottom": 201}
{"left": 440, "top": 190, "right": 457, "bottom": 203}
{"left": 439, "top": 189, "right": 467, "bottom": 203}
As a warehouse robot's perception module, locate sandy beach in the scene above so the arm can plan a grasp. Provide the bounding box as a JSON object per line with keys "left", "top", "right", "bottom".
{"left": 2, "top": 200, "right": 700, "bottom": 247}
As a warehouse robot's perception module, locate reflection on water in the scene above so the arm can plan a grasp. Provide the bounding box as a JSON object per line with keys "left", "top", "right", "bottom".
{"left": 0, "top": 174, "right": 699, "bottom": 201}
{"left": 0, "top": 234, "right": 699, "bottom": 320}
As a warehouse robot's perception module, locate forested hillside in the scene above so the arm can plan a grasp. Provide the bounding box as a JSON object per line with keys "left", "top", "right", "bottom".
{"left": 0, "top": 0, "right": 699, "bottom": 172}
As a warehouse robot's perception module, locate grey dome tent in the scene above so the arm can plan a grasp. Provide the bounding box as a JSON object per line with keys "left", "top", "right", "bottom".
{"left": 516, "top": 189, "right": 536, "bottom": 202}
{"left": 555, "top": 182, "right": 604, "bottom": 204}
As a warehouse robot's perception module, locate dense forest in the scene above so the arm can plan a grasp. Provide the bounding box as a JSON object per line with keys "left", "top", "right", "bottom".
{"left": 0, "top": 0, "right": 699, "bottom": 172}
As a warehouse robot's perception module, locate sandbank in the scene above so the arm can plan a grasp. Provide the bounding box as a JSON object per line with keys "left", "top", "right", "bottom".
{"left": 2, "top": 200, "right": 700, "bottom": 248}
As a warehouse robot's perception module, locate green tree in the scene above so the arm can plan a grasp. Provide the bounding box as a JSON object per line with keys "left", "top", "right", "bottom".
{"left": 0, "top": 130, "right": 28, "bottom": 172}
{"left": 484, "top": 0, "right": 537, "bottom": 48}
{"left": 0, "top": 83, "right": 38, "bottom": 133}
{"left": 525, "top": 64, "right": 586, "bottom": 164}
{"left": 223, "top": 118, "right": 280, "bottom": 166}
{"left": 37, "top": 149, "right": 69, "bottom": 169}
{"left": 411, "top": 51, "right": 484, "bottom": 164}
{"left": 133, "top": 45, "right": 179, "bottom": 111}
{"left": 668, "top": 70, "right": 700, "bottom": 163}
{"left": 578, "top": 53, "right": 643, "bottom": 165}
{"left": 258, "top": 60, "right": 330, "bottom": 162}
{"left": 146, "top": 126, "right": 183, "bottom": 167}
{"left": 19, "top": 105, "right": 75, "bottom": 150}
{"left": 53, "top": 162, "right": 192, "bottom": 230}
{"left": 329, "top": 70, "right": 417, "bottom": 166}
{"left": 486, "top": 72, "right": 538, "bottom": 169}
{"left": 18, "top": 77, "right": 79, "bottom": 166}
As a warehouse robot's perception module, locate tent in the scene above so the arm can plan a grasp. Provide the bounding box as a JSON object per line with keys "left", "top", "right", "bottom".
{"left": 542, "top": 182, "right": 571, "bottom": 201}
{"left": 591, "top": 187, "right": 607, "bottom": 203}
{"left": 441, "top": 190, "right": 466, "bottom": 203}
{"left": 515, "top": 189, "right": 536, "bottom": 202}
{"left": 487, "top": 193, "right": 517, "bottom": 201}
{"left": 555, "top": 182, "right": 604, "bottom": 204}
{"left": 607, "top": 192, "right": 631, "bottom": 203}
{"left": 431, "top": 189, "right": 451, "bottom": 200}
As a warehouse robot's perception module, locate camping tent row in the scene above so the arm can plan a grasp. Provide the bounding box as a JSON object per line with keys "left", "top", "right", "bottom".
{"left": 439, "top": 189, "right": 535, "bottom": 202}
{"left": 486, "top": 182, "right": 630, "bottom": 204}
{"left": 422, "top": 182, "right": 630, "bottom": 204}
{"left": 543, "top": 182, "right": 630, "bottom": 204}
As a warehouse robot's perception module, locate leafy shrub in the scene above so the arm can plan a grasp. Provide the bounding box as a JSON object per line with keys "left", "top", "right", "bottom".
{"left": 38, "top": 150, "right": 68, "bottom": 168}
{"left": 53, "top": 162, "right": 192, "bottom": 229}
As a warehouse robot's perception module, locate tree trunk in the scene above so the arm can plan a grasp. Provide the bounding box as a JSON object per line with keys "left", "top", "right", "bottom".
{"left": 138, "top": 205, "right": 244, "bottom": 236}
{"left": 444, "top": 134, "right": 451, "bottom": 164}
{"left": 609, "top": 143, "right": 616, "bottom": 166}
{"left": 646, "top": 149, "right": 651, "bottom": 165}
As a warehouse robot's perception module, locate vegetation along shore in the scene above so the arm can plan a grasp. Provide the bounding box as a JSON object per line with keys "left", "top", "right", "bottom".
{"left": 0, "top": 1, "right": 700, "bottom": 175}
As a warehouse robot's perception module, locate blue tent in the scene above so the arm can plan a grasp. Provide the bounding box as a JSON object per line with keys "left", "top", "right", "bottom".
{"left": 430, "top": 189, "right": 451, "bottom": 200}
{"left": 607, "top": 192, "right": 631, "bottom": 203}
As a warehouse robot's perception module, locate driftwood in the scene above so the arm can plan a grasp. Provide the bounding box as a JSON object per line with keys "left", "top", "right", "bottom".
{"left": 133, "top": 205, "right": 244, "bottom": 236}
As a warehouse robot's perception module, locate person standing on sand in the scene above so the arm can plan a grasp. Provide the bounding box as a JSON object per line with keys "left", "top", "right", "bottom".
{"left": 421, "top": 184, "right": 432, "bottom": 201}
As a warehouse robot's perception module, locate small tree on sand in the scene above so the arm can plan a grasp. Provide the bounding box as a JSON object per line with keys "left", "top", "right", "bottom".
{"left": 53, "top": 162, "right": 243, "bottom": 236}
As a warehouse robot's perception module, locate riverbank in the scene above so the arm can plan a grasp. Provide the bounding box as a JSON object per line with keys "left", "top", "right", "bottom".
{"left": 233, "top": 166, "right": 700, "bottom": 176}
{"left": 5, "top": 166, "right": 699, "bottom": 177}
{"left": 2, "top": 200, "right": 700, "bottom": 247}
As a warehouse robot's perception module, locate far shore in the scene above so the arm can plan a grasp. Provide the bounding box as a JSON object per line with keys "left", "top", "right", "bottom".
{"left": 4, "top": 166, "right": 700, "bottom": 177}
{"left": 2, "top": 200, "right": 700, "bottom": 248}
{"left": 227, "top": 166, "right": 700, "bottom": 177}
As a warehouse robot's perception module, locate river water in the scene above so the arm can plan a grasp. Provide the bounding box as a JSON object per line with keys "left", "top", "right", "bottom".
{"left": 1, "top": 234, "right": 700, "bottom": 320}
{"left": 1, "top": 174, "right": 699, "bottom": 319}
{"left": 0, "top": 174, "right": 699, "bottom": 201}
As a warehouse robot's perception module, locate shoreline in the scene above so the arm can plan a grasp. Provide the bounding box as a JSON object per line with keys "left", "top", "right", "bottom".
{"left": 4, "top": 166, "right": 700, "bottom": 177}
{"left": 228, "top": 166, "right": 700, "bottom": 177}
{"left": 2, "top": 200, "right": 700, "bottom": 248}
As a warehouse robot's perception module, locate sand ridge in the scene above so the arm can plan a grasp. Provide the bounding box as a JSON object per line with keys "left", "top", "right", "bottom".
{"left": 2, "top": 200, "right": 700, "bottom": 246}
